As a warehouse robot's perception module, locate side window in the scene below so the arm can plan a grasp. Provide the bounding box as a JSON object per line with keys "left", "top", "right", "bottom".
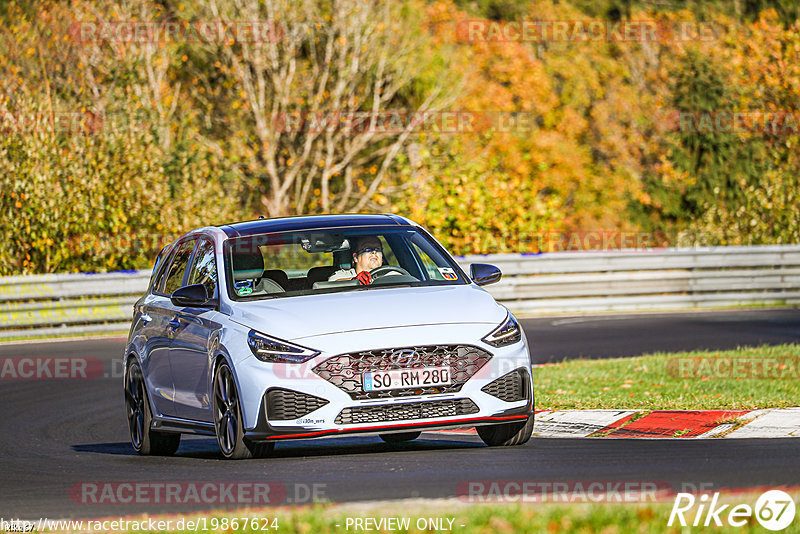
{"left": 161, "top": 239, "right": 196, "bottom": 295}
{"left": 411, "top": 242, "right": 443, "bottom": 280}
{"left": 149, "top": 245, "right": 171, "bottom": 292}
{"left": 377, "top": 236, "right": 397, "bottom": 266}
{"left": 188, "top": 239, "right": 218, "bottom": 299}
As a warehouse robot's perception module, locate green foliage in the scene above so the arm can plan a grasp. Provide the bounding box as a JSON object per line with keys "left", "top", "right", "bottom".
{"left": 0, "top": 0, "right": 243, "bottom": 275}
{"left": 391, "top": 137, "right": 564, "bottom": 253}
{"left": 635, "top": 49, "right": 767, "bottom": 241}
{"left": 450, "top": 0, "right": 528, "bottom": 20}
{"left": 572, "top": 0, "right": 800, "bottom": 24}
{"left": 631, "top": 11, "right": 800, "bottom": 246}
{"left": 0, "top": 99, "right": 239, "bottom": 274}
{"left": 97, "top": 496, "right": 799, "bottom": 533}
{"left": 538, "top": 343, "right": 800, "bottom": 410}
{"left": 1, "top": 0, "right": 799, "bottom": 274}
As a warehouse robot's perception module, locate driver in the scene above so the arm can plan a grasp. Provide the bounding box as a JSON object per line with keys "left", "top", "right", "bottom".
{"left": 328, "top": 236, "right": 384, "bottom": 285}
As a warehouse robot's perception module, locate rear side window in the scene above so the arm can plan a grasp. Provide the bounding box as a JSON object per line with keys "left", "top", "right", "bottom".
{"left": 160, "top": 239, "right": 196, "bottom": 295}
{"left": 149, "top": 244, "right": 174, "bottom": 291}
{"left": 187, "top": 239, "right": 218, "bottom": 299}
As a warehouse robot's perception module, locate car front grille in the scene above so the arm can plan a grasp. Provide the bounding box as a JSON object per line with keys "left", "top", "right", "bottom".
{"left": 312, "top": 344, "right": 492, "bottom": 399}
{"left": 334, "top": 398, "right": 479, "bottom": 425}
{"left": 266, "top": 388, "right": 329, "bottom": 420}
{"left": 481, "top": 368, "right": 529, "bottom": 402}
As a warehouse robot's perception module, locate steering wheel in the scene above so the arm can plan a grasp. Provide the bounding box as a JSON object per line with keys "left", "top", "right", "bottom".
{"left": 370, "top": 265, "right": 411, "bottom": 279}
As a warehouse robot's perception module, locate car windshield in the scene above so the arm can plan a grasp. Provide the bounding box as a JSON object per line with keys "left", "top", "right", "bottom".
{"left": 223, "top": 226, "right": 467, "bottom": 300}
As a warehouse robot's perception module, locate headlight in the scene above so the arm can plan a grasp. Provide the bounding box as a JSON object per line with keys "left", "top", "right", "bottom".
{"left": 247, "top": 330, "right": 320, "bottom": 364}
{"left": 482, "top": 313, "right": 522, "bottom": 347}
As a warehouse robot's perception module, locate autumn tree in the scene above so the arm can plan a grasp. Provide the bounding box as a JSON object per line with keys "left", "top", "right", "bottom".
{"left": 0, "top": 0, "right": 241, "bottom": 274}
{"left": 191, "top": 0, "right": 454, "bottom": 217}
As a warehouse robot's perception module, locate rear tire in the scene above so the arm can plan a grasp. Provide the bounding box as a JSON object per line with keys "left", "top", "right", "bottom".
{"left": 379, "top": 431, "right": 421, "bottom": 443}
{"left": 125, "top": 360, "right": 181, "bottom": 456}
{"left": 477, "top": 415, "right": 534, "bottom": 447}
{"left": 213, "top": 361, "right": 274, "bottom": 459}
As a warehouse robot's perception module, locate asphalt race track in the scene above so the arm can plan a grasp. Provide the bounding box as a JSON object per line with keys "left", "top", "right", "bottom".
{"left": 1, "top": 308, "right": 798, "bottom": 519}
{"left": 522, "top": 308, "right": 800, "bottom": 363}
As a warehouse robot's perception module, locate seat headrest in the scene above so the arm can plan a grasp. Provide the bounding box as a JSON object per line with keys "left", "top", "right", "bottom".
{"left": 232, "top": 253, "right": 264, "bottom": 281}
{"left": 306, "top": 265, "right": 335, "bottom": 284}
{"left": 262, "top": 269, "right": 289, "bottom": 285}
{"left": 333, "top": 250, "right": 352, "bottom": 271}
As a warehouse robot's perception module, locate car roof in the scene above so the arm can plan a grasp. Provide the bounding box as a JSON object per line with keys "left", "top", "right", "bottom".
{"left": 216, "top": 213, "right": 413, "bottom": 237}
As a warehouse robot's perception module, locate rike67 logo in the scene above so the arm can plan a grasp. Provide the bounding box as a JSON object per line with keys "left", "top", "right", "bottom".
{"left": 669, "top": 490, "right": 796, "bottom": 531}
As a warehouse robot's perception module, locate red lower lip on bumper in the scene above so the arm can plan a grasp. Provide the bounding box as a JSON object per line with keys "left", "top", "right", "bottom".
{"left": 263, "top": 414, "right": 530, "bottom": 440}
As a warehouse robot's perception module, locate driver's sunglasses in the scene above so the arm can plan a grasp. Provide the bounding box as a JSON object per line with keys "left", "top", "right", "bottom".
{"left": 358, "top": 247, "right": 383, "bottom": 256}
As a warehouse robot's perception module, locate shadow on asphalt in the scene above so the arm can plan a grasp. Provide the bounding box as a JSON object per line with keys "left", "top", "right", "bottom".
{"left": 72, "top": 435, "right": 485, "bottom": 460}
{"left": 72, "top": 442, "right": 139, "bottom": 455}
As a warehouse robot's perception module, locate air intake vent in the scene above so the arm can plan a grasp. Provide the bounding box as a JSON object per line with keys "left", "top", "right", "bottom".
{"left": 481, "top": 368, "right": 528, "bottom": 402}
{"left": 334, "top": 398, "right": 479, "bottom": 425}
{"left": 266, "top": 388, "right": 329, "bottom": 420}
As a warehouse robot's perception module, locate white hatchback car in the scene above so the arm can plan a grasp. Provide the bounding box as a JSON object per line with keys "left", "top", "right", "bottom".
{"left": 124, "top": 214, "right": 534, "bottom": 459}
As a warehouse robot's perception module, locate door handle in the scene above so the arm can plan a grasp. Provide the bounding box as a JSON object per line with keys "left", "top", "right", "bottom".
{"left": 175, "top": 312, "right": 203, "bottom": 327}
{"left": 141, "top": 313, "right": 152, "bottom": 325}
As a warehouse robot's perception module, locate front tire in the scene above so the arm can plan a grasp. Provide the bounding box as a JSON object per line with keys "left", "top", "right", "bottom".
{"left": 213, "top": 361, "right": 273, "bottom": 459}
{"left": 125, "top": 360, "right": 180, "bottom": 456}
{"left": 477, "top": 415, "right": 534, "bottom": 447}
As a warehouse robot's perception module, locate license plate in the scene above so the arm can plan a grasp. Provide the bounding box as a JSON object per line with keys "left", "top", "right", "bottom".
{"left": 363, "top": 367, "right": 451, "bottom": 392}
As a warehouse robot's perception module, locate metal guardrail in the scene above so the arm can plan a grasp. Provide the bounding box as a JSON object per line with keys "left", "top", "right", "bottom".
{"left": 458, "top": 245, "right": 800, "bottom": 314}
{"left": 0, "top": 271, "right": 151, "bottom": 338}
{"left": 1, "top": 245, "right": 799, "bottom": 338}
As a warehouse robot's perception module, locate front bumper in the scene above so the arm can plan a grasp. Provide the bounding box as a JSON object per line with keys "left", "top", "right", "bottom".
{"left": 233, "top": 323, "right": 535, "bottom": 442}
{"left": 245, "top": 410, "right": 532, "bottom": 441}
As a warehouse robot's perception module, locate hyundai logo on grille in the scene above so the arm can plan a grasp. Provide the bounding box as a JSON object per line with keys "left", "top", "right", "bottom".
{"left": 311, "top": 344, "right": 492, "bottom": 400}
{"left": 390, "top": 349, "right": 420, "bottom": 367}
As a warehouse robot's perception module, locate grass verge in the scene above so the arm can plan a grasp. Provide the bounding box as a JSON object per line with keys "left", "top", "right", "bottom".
{"left": 40, "top": 492, "right": 799, "bottom": 533}
{"left": 0, "top": 330, "right": 128, "bottom": 344}
{"left": 535, "top": 343, "right": 800, "bottom": 410}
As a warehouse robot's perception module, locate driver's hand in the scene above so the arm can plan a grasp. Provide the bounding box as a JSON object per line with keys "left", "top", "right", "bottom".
{"left": 354, "top": 271, "right": 372, "bottom": 285}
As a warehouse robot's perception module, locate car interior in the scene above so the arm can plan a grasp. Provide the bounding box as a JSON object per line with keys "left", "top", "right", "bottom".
{"left": 230, "top": 233, "right": 425, "bottom": 297}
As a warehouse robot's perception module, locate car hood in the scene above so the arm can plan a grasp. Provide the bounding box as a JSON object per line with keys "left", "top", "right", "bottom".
{"left": 227, "top": 284, "right": 506, "bottom": 341}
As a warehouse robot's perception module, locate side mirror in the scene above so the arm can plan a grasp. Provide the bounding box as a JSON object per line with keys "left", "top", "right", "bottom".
{"left": 470, "top": 263, "right": 502, "bottom": 286}
{"left": 171, "top": 284, "right": 211, "bottom": 307}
